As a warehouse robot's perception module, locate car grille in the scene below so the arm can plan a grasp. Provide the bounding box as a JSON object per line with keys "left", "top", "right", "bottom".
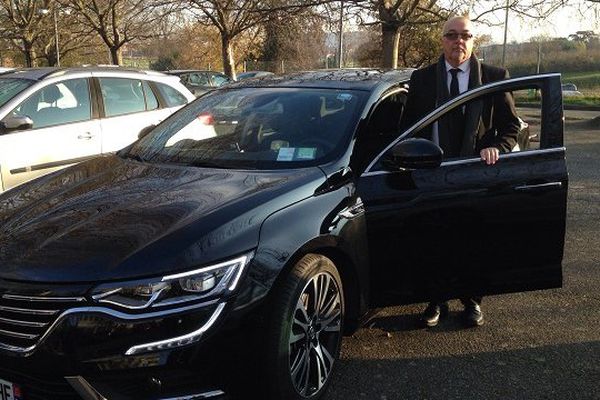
{"left": 0, "top": 293, "right": 86, "bottom": 352}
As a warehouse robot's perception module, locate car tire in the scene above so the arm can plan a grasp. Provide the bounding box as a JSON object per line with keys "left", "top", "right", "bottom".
{"left": 264, "top": 253, "right": 345, "bottom": 400}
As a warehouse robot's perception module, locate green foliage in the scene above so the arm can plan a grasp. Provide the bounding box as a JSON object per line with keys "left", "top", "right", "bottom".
{"left": 562, "top": 72, "right": 600, "bottom": 90}
{"left": 563, "top": 96, "right": 600, "bottom": 106}
{"left": 150, "top": 54, "right": 179, "bottom": 71}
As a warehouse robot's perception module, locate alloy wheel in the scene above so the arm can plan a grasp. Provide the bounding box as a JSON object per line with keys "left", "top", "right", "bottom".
{"left": 288, "top": 271, "right": 342, "bottom": 397}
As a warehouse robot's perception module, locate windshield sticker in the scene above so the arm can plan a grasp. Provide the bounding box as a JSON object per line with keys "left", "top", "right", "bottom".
{"left": 337, "top": 93, "right": 353, "bottom": 101}
{"left": 296, "top": 148, "right": 317, "bottom": 160}
{"left": 277, "top": 147, "right": 295, "bottom": 161}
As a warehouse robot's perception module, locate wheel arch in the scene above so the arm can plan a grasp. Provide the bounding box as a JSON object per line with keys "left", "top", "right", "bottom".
{"left": 266, "top": 239, "right": 365, "bottom": 335}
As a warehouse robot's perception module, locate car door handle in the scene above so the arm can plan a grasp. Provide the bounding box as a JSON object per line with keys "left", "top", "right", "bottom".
{"left": 514, "top": 182, "right": 562, "bottom": 192}
{"left": 77, "top": 133, "right": 94, "bottom": 140}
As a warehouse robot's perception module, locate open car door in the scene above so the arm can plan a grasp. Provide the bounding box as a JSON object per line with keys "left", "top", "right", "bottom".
{"left": 357, "top": 73, "right": 567, "bottom": 307}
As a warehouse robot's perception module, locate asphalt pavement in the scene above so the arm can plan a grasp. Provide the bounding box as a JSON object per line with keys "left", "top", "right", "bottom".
{"left": 325, "top": 110, "right": 600, "bottom": 400}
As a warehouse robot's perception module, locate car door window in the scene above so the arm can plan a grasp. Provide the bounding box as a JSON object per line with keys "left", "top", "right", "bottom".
{"left": 155, "top": 83, "right": 188, "bottom": 107}
{"left": 186, "top": 73, "right": 199, "bottom": 85}
{"left": 408, "top": 88, "right": 525, "bottom": 161}
{"left": 195, "top": 73, "right": 210, "bottom": 86}
{"left": 368, "top": 78, "right": 561, "bottom": 173}
{"left": 353, "top": 89, "right": 406, "bottom": 172}
{"left": 5, "top": 78, "right": 91, "bottom": 129}
{"left": 99, "top": 78, "right": 146, "bottom": 117}
{"left": 211, "top": 74, "right": 230, "bottom": 87}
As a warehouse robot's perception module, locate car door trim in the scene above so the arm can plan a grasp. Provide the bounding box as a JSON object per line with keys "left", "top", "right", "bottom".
{"left": 514, "top": 181, "right": 563, "bottom": 191}
{"left": 10, "top": 154, "right": 100, "bottom": 174}
{"left": 361, "top": 146, "right": 566, "bottom": 177}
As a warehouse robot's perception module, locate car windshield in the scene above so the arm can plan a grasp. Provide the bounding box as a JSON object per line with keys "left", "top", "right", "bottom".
{"left": 0, "top": 78, "right": 34, "bottom": 108}
{"left": 122, "top": 87, "right": 367, "bottom": 169}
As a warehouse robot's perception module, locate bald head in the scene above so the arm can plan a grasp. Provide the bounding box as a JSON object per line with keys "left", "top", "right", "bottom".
{"left": 441, "top": 16, "right": 474, "bottom": 67}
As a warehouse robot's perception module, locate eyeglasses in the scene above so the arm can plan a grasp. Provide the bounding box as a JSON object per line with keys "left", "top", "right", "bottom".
{"left": 443, "top": 32, "right": 474, "bottom": 41}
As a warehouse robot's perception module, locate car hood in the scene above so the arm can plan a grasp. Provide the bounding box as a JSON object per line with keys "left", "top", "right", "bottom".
{"left": 0, "top": 155, "right": 325, "bottom": 283}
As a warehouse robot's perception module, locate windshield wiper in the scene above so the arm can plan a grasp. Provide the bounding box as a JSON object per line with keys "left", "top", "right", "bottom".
{"left": 189, "top": 160, "right": 228, "bottom": 168}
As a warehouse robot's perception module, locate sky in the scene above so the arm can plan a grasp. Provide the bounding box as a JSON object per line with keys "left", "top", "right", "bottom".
{"left": 473, "top": 1, "right": 599, "bottom": 44}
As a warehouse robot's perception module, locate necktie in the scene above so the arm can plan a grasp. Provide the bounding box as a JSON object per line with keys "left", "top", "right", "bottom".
{"left": 445, "top": 68, "right": 465, "bottom": 157}
{"left": 450, "top": 68, "right": 461, "bottom": 97}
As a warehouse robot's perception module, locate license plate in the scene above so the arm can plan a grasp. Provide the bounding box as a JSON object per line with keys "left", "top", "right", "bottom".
{"left": 0, "top": 378, "right": 23, "bottom": 400}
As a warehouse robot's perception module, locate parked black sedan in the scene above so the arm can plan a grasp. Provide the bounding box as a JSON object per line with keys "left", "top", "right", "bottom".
{"left": 164, "top": 69, "right": 232, "bottom": 96}
{"left": 0, "top": 70, "right": 567, "bottom": 400}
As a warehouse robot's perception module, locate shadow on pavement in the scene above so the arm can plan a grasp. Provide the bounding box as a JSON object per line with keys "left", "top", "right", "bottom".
{"left": 326, "top": 341, "right": 600, "bottom": 400}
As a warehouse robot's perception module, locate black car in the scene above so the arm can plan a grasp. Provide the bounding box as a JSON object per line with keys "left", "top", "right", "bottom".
{"left": 236, "top": 71, "right": 275, "bottom": 80}
{"left": 0, "top": 70, "right": 567, "bottom": 400}
{"left": 164, "top": 70, "right": 232, "bottom": 97}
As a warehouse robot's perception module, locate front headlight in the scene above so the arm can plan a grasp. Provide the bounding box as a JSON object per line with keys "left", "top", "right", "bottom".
{"left": 91, "top": 252, "right": 253, "bottom": 311}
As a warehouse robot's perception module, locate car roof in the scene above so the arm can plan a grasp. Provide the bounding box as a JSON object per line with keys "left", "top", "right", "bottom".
{"left": 166, "top": 70, "right": 225, "bottom": 75}
{"left": 0, "top": 66, "right": 170, "bottom": 81}
{"left": 225, "top": 68, "right": 414, "bottom": 91}
{"left": 239, "top": 71, "right": 273, "bottom": 76}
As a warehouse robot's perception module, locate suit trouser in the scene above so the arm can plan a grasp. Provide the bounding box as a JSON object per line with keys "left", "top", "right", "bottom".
{"left": 428, "top": 297, "right": 482, "bottom": 307}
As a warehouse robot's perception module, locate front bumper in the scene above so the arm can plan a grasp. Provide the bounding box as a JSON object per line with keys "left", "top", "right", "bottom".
{"left": 0, "top": 283, "right": 264, "bottom": 400}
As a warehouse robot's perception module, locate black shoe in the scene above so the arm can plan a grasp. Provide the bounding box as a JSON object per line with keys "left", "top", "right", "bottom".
{"left": 463, "top": 304, "right": 484, "bottom": 327}
{"left": 421, "top": 302, "right": 449, "bottom": 327}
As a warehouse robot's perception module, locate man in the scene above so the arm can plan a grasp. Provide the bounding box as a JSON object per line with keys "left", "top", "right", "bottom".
{"left": 401, "top": 15, "right": 520, "bottom": 327}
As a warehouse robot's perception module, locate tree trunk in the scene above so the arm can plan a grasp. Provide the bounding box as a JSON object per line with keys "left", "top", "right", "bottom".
{"left": 110, "top": 47, "right": 123, "bottom": 65}
{"left": 221, "top": 34, "right": 236, "bottom": 79}
{"left": 23, "top": 40, "right": 37, "bottom": 67}
{"left": 381, "top": 23, "right": 400, "bottom": 69}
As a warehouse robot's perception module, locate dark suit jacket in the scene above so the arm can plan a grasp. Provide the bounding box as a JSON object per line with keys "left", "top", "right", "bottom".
{"left": 401, "top": 60, "right": 520, "bottom": 157}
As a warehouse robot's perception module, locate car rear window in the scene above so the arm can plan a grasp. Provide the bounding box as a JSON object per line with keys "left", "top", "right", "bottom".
{"left": 99, "top": 78, "right": 147, "bottom": 117}
{"left": 155, "top": 82, "right": 188, "bottom": 107}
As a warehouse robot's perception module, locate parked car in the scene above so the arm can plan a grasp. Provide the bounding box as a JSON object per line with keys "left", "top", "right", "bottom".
{"left": 165, "top": 69, "right": 232, "bottom": 96}
{"left": 237, "top": 71, "right": 275, "bottom": 80}
{"left": 0, "top": 70, "right": 567, "bottom": 400}
{"left": 561, "top": 82, "right": 583, "bottom": 97}
{"left": 513, "top": 117, "right": 537, "bottom": 151}
{"left": 0, "top": 67, "right": 195, "bottom": 193}
{"left": 0, "top": 67, "right": 14, "bottom": 73}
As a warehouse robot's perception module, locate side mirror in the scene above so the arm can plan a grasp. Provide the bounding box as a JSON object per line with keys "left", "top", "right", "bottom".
{"left": 383, "top": 138, "right": 443, "bottom": 170}
{"left": 138, "top": 124, "right": 156, "bottom": 140}
{"left": 0, "top": 115, "right": 34, "bottom": 133}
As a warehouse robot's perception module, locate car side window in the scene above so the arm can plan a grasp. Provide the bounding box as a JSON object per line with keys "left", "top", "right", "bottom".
{"left": 99, "top": 78, "right": 147, "bottom": 117}
{"left": 186, "top": 73, "right": 199, "bottom": 85}
{"left": 5, "top": 78, "right": 91, "bottom": 129}
{"left": 352, "top": 90, "right": 406, "bottom": 172}
{"left": 211, "top": 74, "right": 229, "bottom": 87}
{"left": 155, "top": 83, "right": 188, "bottom": 107}
{"left": 142, "top": 81, "right": 159, "bottom": 110}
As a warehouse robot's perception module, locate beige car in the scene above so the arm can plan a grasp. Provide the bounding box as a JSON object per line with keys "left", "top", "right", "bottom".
{"left": 0, "top": 67, "right": 195, "bottom": 193}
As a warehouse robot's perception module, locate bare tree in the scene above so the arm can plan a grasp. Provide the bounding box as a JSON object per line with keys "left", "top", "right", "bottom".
{"left": 345, "top": 0, "right": 572, "bottom": 69}
{"left": 187, "top": 0, "right": 326, "bottom": 78}
{"left": 343, "top": 0, "right": 448, "bottom": 68}
{"left": 62, "top": 0, "right": 180, "bottom": 65}
{"left": 36, "top": 6, "right": 97, "bottom": 66}
{"left": 260, "top": 7, "right": 327, "bottom": 73}
{"left": 0, "top": 0, "right": 54, "bottom": 66}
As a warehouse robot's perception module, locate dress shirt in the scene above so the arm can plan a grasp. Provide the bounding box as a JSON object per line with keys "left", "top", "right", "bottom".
{"left": 432, "top": 59, "right": 471, "bottom": 145}
{"left": 445, "top": 59, "right": 470, "bottom": 95}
